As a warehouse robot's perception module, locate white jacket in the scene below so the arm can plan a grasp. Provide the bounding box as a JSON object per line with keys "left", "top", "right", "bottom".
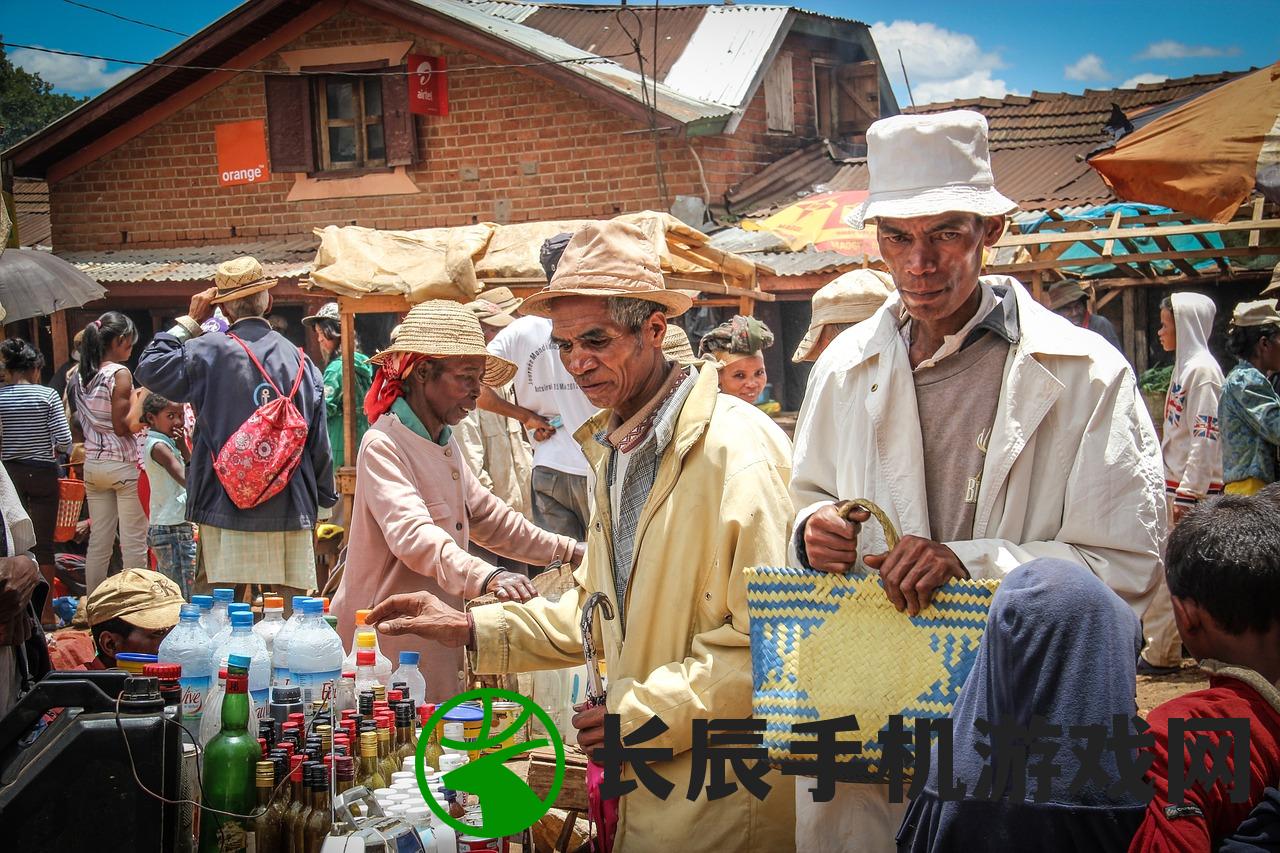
{"left": 1162, "top": 292, "right": 1225, "bottom": 503}
{"left": 790, "top": 276, "right": 1166, "bottom": 616}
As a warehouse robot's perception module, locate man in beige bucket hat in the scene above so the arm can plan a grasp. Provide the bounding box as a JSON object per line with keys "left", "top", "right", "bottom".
{"left": 330, "top": 300, "right": 583, "bottom": 702}
{"left": 367, "top": 219, "right": 798, "bottom": 852}
{"left": 791, "top": 111, "right": 1165, "bottom": 849}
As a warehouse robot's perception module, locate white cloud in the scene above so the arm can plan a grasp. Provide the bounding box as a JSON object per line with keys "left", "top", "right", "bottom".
{"left": 871, "top": 20, "right": 1015, "bottom": 105}
{"left": 1121, "top": 72, "right": 1170, "bottom": 89}
{"left": 1138, "top": 40, "right": 1241, "bottom": 60}
{"left": 9, "top": 47, "right": 136, "bottom": 94}
{"left": 1064, "top": 53, "right": 1110, "bottom": 82}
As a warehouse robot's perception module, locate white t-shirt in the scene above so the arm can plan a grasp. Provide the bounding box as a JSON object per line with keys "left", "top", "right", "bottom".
{"left": 488, "top": 316, "right": 596, "bottom": 476}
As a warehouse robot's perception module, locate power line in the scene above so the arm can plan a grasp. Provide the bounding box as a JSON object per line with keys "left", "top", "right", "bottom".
{"left": 60, "top": 0, "right": 191, "bottom": 38}
{"left": 0, "top": 40, "right": 632, "bottom": 78}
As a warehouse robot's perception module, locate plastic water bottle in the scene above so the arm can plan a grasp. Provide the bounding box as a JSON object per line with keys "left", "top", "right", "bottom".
{"left": 192, "top": 594, "right": 216, "bottom": 637}
{"left": 286, "top": 598, "right": 345, "bottom": 714}
{"left": 342, "top": 609, "right": 392, "bottom": 685}
{"left": 271, "top": 596, "right": 313, "bottom": 686}
{"left": 210, "top": 588, "right": 234, "bottom": 635}
{"left": 157, "top": 603, "right": 214, "bottom": 725}
{"left": 391, "top": 651, "right": 427, "bottom": 707}
{"left": 253, "top": 595, "right": 285, "bottom": 656}
{"left": 210, "top": 610, "right": 271, "bottom": 724}
{"left": 210, "top": 602, "right": 252, "bottom": 650}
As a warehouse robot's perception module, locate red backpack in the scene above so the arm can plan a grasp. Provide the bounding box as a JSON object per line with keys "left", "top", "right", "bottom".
{"left": 213, "top": 335, "right": 309, "bottom": 509}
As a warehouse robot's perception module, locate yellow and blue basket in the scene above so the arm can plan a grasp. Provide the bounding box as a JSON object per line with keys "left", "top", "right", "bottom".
{"left": 745, "top": 566, "right": 1000, "bottom": 782}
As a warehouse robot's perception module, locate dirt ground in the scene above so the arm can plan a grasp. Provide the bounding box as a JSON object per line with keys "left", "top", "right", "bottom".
{"left": 1137, "top": 661, "right": 1209, "bottom": 717}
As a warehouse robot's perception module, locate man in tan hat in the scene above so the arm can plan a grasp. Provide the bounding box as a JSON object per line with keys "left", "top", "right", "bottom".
{"left": 330, "top": 300, "right": 583, "bottom": 702}
{"left": 792, "top": 269, "right": 895, "bottom": 363}
{"left": 457, "top": 290, "right": 535, "bottom": 520}
{"left": 74, "top": 568, "right": 183, "bottom": 670}
{"left": 367, "top": 219, "right": 797, "bottom": 852}
{"left": 790, "top": 110, "right": 1165, "bottom": 849}
{"left": 1047, "top": 280, "right": 1123, "bottom": 352}
{"left": 302, "top": 301, "right": 373, "bottom": 470}
{"left": 136, "top": 257, "right": 336, "bottom": 601}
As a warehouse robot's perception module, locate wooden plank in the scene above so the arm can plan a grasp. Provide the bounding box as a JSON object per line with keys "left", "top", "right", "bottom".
{"left": 1122, "top": 290, "right": 1137, "bottom": 366}
{"left": 336, "top": 293, "right": 412, "bottom": 315}
{"left": 1249, "top": 197, "right": 1265, "bottom": 248}
{"left": 50, "top": 309, "right": 68, "bottom": 371}
{"left": 1096, "top": 288, "right": 1122, "bottom": 310}
{"left": 996, "top": 216, "right": 1280, "bottom": 249}
{"left": 1151, "top": 235, "right": 1201, "bottom": 277}
{"left": 1134, "top": 288, "right": 1149, "bottom": 377}
{"left": 1100, "top": 210, "right": 1124, "bottom": 257}
{"left": 340, "top": 308, "right": 357, "bottom": 501}
{"left": 987, "top": 242, "right": 1280, "bottom": 275}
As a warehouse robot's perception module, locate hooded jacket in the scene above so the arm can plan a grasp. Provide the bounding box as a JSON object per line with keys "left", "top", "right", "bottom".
{"left": 1162, "top": 293, "right": 1225, "bottom": 504}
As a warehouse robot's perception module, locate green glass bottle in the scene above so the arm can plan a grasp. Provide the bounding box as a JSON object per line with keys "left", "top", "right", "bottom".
{"left": 199, "top": 655, "right": 260, "bottom": 853}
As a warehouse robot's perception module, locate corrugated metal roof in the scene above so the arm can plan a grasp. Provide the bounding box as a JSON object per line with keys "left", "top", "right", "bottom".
{"left": 523, "top": 5, "right": 709, "bottom": 82}
{"left": 708, "top": 227, "right": 862, "bottom": 276}
{"left": 661, "top": 6, "right": 791, "bottom": 108}
{"left": 458, "top": 0, "right": 539, "bottom": 23}
{"left": 61, "top": 237, "right": 316, "bottom": 283}
{"left": 413, "top": 0, "right": 733, "bottom": 126}
{"left": 707, "top": 226, "right": 789, "bottom": 254}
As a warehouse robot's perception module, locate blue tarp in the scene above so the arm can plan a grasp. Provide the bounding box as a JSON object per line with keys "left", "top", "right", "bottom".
{"left": 1018, "top": 203, "right": 1226, "bottom": 278}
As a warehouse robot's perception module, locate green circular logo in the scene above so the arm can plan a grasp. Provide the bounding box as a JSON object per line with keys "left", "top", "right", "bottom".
{"left": 415, "top": 688, "right": 565, "bottom": 838}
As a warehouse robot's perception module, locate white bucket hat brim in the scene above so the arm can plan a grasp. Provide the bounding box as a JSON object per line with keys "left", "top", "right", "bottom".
{"left": 847, "top": 183, "right": 1019, "bottom": 230}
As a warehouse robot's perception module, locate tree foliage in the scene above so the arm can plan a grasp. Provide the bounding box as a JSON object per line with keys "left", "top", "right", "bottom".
{"left": 0, "top": 41, "right": 87, "bottom": 151}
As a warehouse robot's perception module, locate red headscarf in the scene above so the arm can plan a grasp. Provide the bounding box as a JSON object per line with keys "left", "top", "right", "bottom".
{"left": 364, "top": 352, "right": 427, "bottom": 422}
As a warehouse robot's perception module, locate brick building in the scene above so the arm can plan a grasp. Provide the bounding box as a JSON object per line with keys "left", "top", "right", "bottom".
{"left": 3, "top": 0, "right": 897, "bottom": 366}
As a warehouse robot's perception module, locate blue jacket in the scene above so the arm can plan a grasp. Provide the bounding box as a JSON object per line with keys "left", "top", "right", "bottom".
{"left": 136, "top": 317, "right": 337, "bottom": 531}
{"left": 1219, "top": 360, "right": 1280, "bottom": 484}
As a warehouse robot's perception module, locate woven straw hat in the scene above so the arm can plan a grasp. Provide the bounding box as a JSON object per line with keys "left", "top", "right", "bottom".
{"left": 793, "top": 269, "right": 895, "bottom": 362}
{"left": 302, "top": 301, "right": 340, "bottom": 327}
{"left": 370, "top": 300, "right": 516, "bottom": 386}
{"left": 522, "top": 220, "right": 693, "bottom": 318}
{"left": 211, "top": 256, "right": 278, "bottom": 304}
{"left": 661, "top": 324, "right": 696, "bottom": 361}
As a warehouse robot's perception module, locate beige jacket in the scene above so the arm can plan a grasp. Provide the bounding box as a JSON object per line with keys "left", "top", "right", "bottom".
{"left": 790, "top": 276, "right": 1166, "bottom": 616}
{"left": 472, "top": 363, "right": 797, "bottom": 853}
{"left": 456, "top": 383, "right": 534, "bottom": 518}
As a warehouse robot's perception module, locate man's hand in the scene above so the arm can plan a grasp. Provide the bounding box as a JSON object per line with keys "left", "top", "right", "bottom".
{"left": 187, "top": 287, "right": 218, "bottom": 324}
{"left": 803, "top": 503, "right": 870, "bottom": 573}
{"left": 572, "top": 701, "right": 607, "bottom": 752}
{"left": 367, "top": 592, "right": 471, "bottom": 647}
{"left": 864, "top": 536, "right": 968, "bottom": 616}
{"left": 0, "top": 555, "right": 40, "bottom": 622}
{"left": 569, "top": 542, "right": 586, "bottom": 568}
{"left": 520, "top": 410, "right": 555, "bottom": 443}
{"left": 487, "top": 570, "right": 537, "bottom": 602}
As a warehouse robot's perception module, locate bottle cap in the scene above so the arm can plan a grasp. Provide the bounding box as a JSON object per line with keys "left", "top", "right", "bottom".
{"left": 179, "top": 604, "right": 200, "bottom": 619}
{"left": 213, "top": 588, "right": 235, "bottom": 603}
{"left": 143, "top": 662, "right": 181, "bottom": 680}
{"left": 321, "top": 597, "right": 330, "bottom": 613}
{"left": 405, "top": 805, "right": 431, "bottom": 823}
{"left": 230, "top": 611, "right": 253, "bottom": 627}
{"left": 228, "top": 602, "right": 252, "bottom": 614}
{"left": 360, "top": 731, "right": 380, "bottom": 753}
{"left": 340, "top": 709, "right": 358, "bottom": 719}
{"left": 301, "top": 598, "right": 323, "bottom": 616}
{"left": 257, "top": 760, "right": 275, "bottom": 781}
{"left": 272, "top": 685, "right": 301, "bottom": 704}
{"left": 356, "top": 650, "right": 375, "bottom": 666}
{"left": 291, "top": 595, "right": 310, "bottom": 609}
{"left": 356, "top": 632, "right": 376, "bottom": 649}
{"left": 288, "top": 712, "right": 306, "bottom": 724}
{"left": 263, "top": 595, "right": 284, "bottom": 609}
{"left": 397, "top": 650, "right": 420, "bottom": 665}
{"left": 218, "top": 668, "right": 228, "bottom": 679}
{"left": 227, "top": 653, "right": 252, "bottom": 670}
{"left": 342, "top": 671, "right": 356, "bottom": 680}
{"left": 387, "top": 690, "right": 403, "bottom": 702}
{"left": 191, "top": 595, "right": 213, "bottom": 610}
{"left": 355, "top": 609, "right": 372, "bottom": 626}
{"left": 337, "top": 755, "right": 355, "bottom": 779}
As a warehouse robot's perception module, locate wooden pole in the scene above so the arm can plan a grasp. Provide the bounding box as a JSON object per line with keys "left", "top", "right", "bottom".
{"left": 50, "top": 310, "right": 69, "bottom": 370}
{"left": 1122, "top": 290, "right": 1137, "bottom": 367}
{"left": 339, "top": 307, "right": 357, "bottom": 524}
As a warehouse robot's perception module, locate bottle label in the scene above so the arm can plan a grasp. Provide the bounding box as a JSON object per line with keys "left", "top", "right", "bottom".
{"left": 179, "top": 675, "right": 210, "bottom": 720}
{"left": 272, "top": 666, "right": 290, "bottom": 686}
{"left": 293, "top": 668, "right": 340, "bottom": 708}
{"left": 251, "top": 688, "right": 271, "bottom": 722}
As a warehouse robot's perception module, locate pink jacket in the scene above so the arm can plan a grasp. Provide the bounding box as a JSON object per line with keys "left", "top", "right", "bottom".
{"left": 330, "top": 411, "right": 575, "bottom": 702}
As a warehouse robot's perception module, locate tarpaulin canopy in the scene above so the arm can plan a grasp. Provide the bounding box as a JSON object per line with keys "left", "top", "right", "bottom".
{"left": 1089, "top": 62, "right": 1280, "bottom": 223}
{"left": 740, "top": 191, "right": 880, "bottom": 259}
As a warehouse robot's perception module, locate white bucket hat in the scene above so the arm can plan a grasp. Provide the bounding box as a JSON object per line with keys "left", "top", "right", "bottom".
{"left": 847, "top": 110, "right": 1018, "bottom": 230}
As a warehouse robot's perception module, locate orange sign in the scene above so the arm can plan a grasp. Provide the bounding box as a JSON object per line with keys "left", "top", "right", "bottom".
{"left": 215, "top": 119, "right": 270, "bottom": 187}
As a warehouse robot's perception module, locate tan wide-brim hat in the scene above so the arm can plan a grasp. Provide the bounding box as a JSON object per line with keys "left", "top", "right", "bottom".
{"left": 211, "top": 256, "right": 278, "bottom": 304}
{"left": 86, "top": 568, "right": 184, "bottom": 630}
{"left": 466, "top": 285, "right": 524, "bottom": 328}
{"left": 1047, "top": 281, "right": 1089, "bottom": 312}
{"left": 370, "top": 300, "right": 517, "bottom": 386}
{"left": 1231, "top": 298, "right": 1280, "bottom": 328}
{"left": 793, "top": 269, "right": 895, "bottom": 362}
{"left": 522, "top": 220, "right": 693, "bottom": 318}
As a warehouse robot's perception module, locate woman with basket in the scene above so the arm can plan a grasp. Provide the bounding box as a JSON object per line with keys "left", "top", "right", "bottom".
{"left": 0, "top": 338, "right": 72, "bottom": 624}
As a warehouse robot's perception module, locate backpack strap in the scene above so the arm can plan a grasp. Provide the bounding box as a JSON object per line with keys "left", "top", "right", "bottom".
{"left": 228, "top": 334, "right": 305, "bottom": 402}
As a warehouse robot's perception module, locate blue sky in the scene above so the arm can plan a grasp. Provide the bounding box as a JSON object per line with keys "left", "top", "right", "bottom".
{"left": 3, "top": 0, "right": 1277, "bottom": 106}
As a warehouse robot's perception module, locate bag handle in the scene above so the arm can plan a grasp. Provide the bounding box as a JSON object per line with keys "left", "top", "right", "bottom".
{"left": 228, "top": 334, "right": 306, "bottom": 402}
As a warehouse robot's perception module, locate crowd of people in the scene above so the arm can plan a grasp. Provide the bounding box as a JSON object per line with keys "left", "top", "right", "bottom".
{"left": 0, "top": 109, "right": 1276, "bottom": 852}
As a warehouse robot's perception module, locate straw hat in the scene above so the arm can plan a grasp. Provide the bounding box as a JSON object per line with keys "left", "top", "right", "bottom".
{"left": 211, "top": 256, "right": 278, "bottom": 304}
{"left": 522, "top": 220, "right": 693, "bottom": 318}
{"left": 847, "top": 110, "right": 1018, "bottom": 230}
{"left": 466, "top": 286, "right": 524, "bottom": 328}
{"left": 661, "top": 324, "right": 696, "bottom": 361}
{"left": 370, "top": 300, "right": 516, "bottom": 386}
{"left": 793, "top": 269, "right": 894, "bottom": 362}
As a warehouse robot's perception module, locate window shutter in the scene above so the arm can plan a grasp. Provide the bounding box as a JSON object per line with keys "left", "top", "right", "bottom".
{"left": 381, "top": 66, "right": 417, "bottom": 166}
{"left": 836, "top": 61, "right": 880, "bottom": 138}
{"left": 764, "top": 53, "right": 794, "bottom": 133}
{"left": 264, "top": 76, "right": 316, "bottom": 173}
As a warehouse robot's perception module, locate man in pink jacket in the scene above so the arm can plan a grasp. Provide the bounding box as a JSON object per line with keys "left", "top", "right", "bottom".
{"left": 330, "top": 300, "right": 583, "bottom": 702}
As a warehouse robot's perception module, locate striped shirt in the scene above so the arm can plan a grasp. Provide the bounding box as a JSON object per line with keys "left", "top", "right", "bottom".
{"left": 69, "top": 363, "right": 138, "bottom": 463}
{"left": 0, "top": 383, "right": 72, "bottom": 463}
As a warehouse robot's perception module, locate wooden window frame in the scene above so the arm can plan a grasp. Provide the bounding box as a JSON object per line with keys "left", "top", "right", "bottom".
{"left": 303, "top": 60, "right": 390, "bottom": 176}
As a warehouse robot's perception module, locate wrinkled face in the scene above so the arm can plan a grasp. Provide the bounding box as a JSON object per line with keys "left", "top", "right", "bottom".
{"left": 1158, "top": 308, "right": 1177, "bottom": 353}
{"left": 876, "top": 213, "right": 1004, "bottom": 325}
{"left": 548, "top": 297, "right": 665, "bottom": 410}
{"left": 718, "top": 354, "right": 766, "bottom": 404}
{"left": 416, "top": 355, "right": 485, "bottom": 426}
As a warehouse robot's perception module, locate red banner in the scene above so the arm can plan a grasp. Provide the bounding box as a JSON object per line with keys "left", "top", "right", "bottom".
{"left": 214, "top": 119, "right": 270, "bottom": 187}
{"left": 407, "top": 54, "right": 448, "bottom": 116}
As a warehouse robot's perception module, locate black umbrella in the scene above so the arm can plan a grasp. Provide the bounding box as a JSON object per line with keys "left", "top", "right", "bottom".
{"left": 0, "top": 249, "right": 106, "bottom": 323}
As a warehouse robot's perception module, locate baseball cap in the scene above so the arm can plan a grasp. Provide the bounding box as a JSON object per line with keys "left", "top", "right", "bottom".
{"left": 86, "top": 568, "right": 185, "bottom": 630}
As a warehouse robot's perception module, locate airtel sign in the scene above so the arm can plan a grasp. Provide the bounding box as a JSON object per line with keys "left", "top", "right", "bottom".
{"left": 407, "top": 54, "right": 448, "bottom": 116}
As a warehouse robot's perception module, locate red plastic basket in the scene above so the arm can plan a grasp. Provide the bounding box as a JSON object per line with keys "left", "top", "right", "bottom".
{"left": 53, "top": 474, "right": 86, "bottom": 543}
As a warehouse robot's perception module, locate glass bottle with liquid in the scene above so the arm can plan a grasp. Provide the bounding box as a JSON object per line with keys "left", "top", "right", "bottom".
{"left": 357, "top": 730, "right": 388, "bottom": 792}
{"left": 247, "top": 760, "right": 282, "bottom": 853}
{"left": 198, "top": 655, "right": 259, "bottom": 853}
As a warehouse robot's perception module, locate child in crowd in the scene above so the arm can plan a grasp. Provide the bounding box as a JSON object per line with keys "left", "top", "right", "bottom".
{"left": 141, "top": 393, "right": 196, "bottom": 598}
{"left": 1130, "top": 486, "right": 1280, "bottom": 851}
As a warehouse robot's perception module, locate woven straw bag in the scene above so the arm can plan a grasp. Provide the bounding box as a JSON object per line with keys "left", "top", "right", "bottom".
{"left": 745, "top": 500, "right": 1000, "bottom": 782}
